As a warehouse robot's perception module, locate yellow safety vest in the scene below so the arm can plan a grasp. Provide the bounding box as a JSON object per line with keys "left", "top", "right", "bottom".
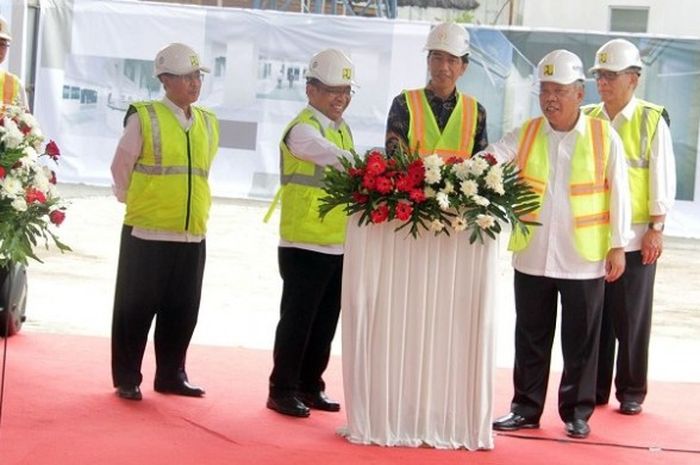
{"left": 124, "top": 101, "right": 219, "bottom": 236}
{"left": 275, "top": 108, "right": 353, "bottom": 245}
{"left": 0, "top": 71, "right": 22, "bottom": 106}
{"left": 508, "top": 116, "right": 612, "bottom": 262}
{"left": 404, "top": 88, "right": 478, "bottom": 160}
{"left": 583, "top": 100, "right": 664, "bottom": 223}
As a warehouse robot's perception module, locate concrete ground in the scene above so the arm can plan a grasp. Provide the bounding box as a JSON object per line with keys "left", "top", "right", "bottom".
{"left": 22, "top": 184, "right": 700, "bottom": 384}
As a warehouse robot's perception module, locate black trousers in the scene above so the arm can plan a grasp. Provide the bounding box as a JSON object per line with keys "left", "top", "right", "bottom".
{"left": 511, "top": 271, "right": 604, "bottom": 423}
{"left": 269, "top": 247, "right": 343, "bottom": 397}
{"left": 111, "top": 225, "right": 206, "bottom": 387}
{"left": 596, "top": 251, "right": 656, "bottom": 404}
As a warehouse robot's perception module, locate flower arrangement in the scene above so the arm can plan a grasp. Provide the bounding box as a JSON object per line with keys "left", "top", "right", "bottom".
{"left": 319, "top": 149, "right": 539, "bottom": 243}
{"left": 0, "top": 105, "right": 69, "bottom": 267}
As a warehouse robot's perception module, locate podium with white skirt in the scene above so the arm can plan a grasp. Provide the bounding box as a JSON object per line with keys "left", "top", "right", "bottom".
{"left": 338, "top": 218, "right": 496, "bottom": 450}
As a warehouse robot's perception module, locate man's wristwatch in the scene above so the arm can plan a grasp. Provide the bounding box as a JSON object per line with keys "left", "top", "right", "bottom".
{"left": 648, "top": 222, "right": 665, "bottom": 232}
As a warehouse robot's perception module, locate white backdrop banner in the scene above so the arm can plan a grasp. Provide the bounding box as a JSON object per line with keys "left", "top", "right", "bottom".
{"left": 32, "top": 0, "right": 700, "bottom": 238}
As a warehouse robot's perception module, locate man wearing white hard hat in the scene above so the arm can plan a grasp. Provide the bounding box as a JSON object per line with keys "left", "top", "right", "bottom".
{"left": 0, "top": 15, "right": 28, "bottom": 109}
{"left": 385, "top": 22, "right": 488, "bottom": 159}
{"left": 110, "top": 43, "right": 219, "bottom": 401}
{"left": 265, "top": 48, "right": 355, "bottom": 418}
{"left": 485, "top": 50, "right": 631, "bottom": 439}
{"left": 584, "top": 39, "right": 676, "bottom": 416}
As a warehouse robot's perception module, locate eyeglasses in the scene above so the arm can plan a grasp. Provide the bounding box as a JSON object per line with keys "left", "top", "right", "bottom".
{"left": 0, "top": 41, "right": 9, "bottom": 49}
{"left": 314, "top": 82, "right": 354, "bottom": 97}
{"left": 593, "top": 70, "right": 637, "bottom": 81}
{"left": 165, "top": 71, "right": 204, "bottom": 83}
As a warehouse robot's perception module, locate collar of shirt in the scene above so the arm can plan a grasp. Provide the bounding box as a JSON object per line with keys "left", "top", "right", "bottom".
{"left": 598, "top": 96, "right": 638, "bottom": 124}
{"left": 542, "top": 110, "right": 587, "bottom": 137}
{"left": 161, "top": 96, "right": 193, "bottom": 130}
{"left": 424, "top": 86, "right": 458, "bottom": 105}
{"left": 306, "top": 104, "right": 345, "bottom": 131}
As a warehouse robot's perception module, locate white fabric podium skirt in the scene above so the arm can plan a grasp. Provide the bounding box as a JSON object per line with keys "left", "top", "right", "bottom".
{"left": 339, "top": 219, "right": 496, "bottom": 450}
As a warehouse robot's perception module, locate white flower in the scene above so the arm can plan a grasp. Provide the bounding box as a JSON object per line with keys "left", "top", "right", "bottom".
{"left": 424, "top": 167, "right": 442, "bottom": 184}
{"left": 20, "top": 111, "right": 38, "bottom": 129}
{"left": 453, "top": 160, "right": 471, "bottom": 180}
{"left": 22, "top": 145, "right": 39, "bottom": 163}
{"left": 11, "top": 197, "right": 28, "bottom": 212}
{"left": 451, "top": 216, "right": 468, "bottom": 231}
{"left": 485, "top": 165, "right": 505, "bottom": 195}
{"left": 424, "top": 186, "right": 436, "bottom": 198}
{"left": 436, "top": 191, "right": 450, "bottom": 211}
{"left": 469, "top": 157, "right": 489, "bottom": 177}
{"left": 423, "top": 154, "right": 444, "bottom": 171}
{"left": 2, "top": 119, "right": 25, "bottom": 149}
{"left": 476, "top": 214, "right": 496, "bottom": 229}
{"left": 0, "top": 175, "right": 24, "bottom": 199}
{"left": 32, "top": 169, "right": 51, "bottom": 193}
{"left": 460, "top": 179, "right": 478, "bottom": 196}
{"left": 472, "top": 194, "right": 490, "bottom": 207}
{"left": 430, "top": 219, "right": 445, "bottom": 232}
{"left": 441, "top": 181, "right": 454, "bottom": 194}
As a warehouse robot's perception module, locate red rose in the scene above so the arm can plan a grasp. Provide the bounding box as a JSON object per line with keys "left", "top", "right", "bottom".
{"left": 370, "top": 204, "right": 389, "bottom": 223}
{"left": 0, "top": 166, "right": 5, "bottom": 178}
{"left": 352, "top": 192, "right": 369, "bottom": 204}
{"left": 445, "top": 156, "right": 462, "bottom": 165}
{"left": 409, "top": 188, "right": 426, "bottom": 203}
{"left": 395, "top": 202, "right": 413, "bottom": 221}
{"left": 483, "top": 153, "right": 498, "bottom": 166}
{"left": 365, "top": 153, "right": 387, "bottom": 176}
{"left": 362, "top": 174, "right": 376, "bottom": 190}
{"left": 374, "top": 176, "right": 393, "bottom": 194}
{"left": 45, "top": 140, "right": 61, "bottom": 160}
{"left": 25, "top": 188, "right": 47, "bottom": 204}
{"left": 49, "top": 210, "right": 66, "bottom": 226}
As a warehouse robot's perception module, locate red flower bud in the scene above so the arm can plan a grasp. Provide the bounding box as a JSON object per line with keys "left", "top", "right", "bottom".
{"left": 49, "top": 210, "right": 66, "bottom": 226}
{"left": 352, "top": 192, "right": 369, "bottom": 204}
{"left": 45, "top": 140, "right": 61, "bottom": 160}
{"left": 0, "top": 166, "right": 5, "bottom": 178}
{"left": 395, "top": 202, "right": 413, "bottom": 221}
{"left": 370, "top": 204, "right": 389, "bottom": 223}
{"left": 483, "top": 153, "right": 498, "bottom": 166}
{"left": 374, "top": 176, "right": 393, "bottom": 194}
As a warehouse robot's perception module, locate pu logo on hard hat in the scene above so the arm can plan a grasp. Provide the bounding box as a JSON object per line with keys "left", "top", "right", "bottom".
{"left": 342, "top": 68, "right": 352, "bottom": 80}
{"left": 598, "top": 52, "right": 608, "bottom": 64}
{"left": 190, "top": 55, "right": 200, "bottom": 67}
{"left": 543, "top": 64, "right": 555, "bottom": 76}
{"left": 438, "top": 31, "right": 448, "bottom": 43}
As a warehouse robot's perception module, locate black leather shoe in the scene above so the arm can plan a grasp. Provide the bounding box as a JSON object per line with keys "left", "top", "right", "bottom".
{"left": 565, "top": 419, "right": 590, "bottom": 439}
{"left": 492, "top": 412, "right": 540, "bottom": 431}
{"left": 619, "top": 401, "right": 642, "bottom": 415}
{"left": 299, "top": 391, "right": 341, "bottom": 412}
{"left": 116, "top": 385, "right": 142, "bottom": 401}
{"left": 266, "top": 395, "right": 310, "bottom": 417}
{"left": 154, "top": 380, "right": 205, "bottom": 397}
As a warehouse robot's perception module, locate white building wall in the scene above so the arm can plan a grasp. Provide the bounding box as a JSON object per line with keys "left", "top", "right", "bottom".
{"left": 519, "top": 0, "right": 700, "bottom": 37}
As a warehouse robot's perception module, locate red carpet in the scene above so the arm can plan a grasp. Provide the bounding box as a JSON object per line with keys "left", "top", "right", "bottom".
{"left": 0, "top": 332, "right": 697, "bottom": 465}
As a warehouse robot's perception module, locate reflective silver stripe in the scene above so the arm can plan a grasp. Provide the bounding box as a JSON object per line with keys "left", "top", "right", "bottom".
{"left": 201, "top": 109, "right": 214, "bottom": 156}
{"left": 638, "top": 106, "right": 651, "bottom": 163}
{"left": 145, "top": 104, "right": 162, "bottom": 166}
{"left": 627, "top": 158, "right": 649, "bottom": 168}
{"left": 281, "top": 164, "right": 325, "bottom": 187}
{"left": 134, "top": 164, "right": 209, "bottom": 178}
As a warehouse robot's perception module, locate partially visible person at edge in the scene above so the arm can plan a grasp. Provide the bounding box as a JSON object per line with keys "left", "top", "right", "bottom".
{"left": 0, "top": 15, "right": 28, "bottom": 109}
{"left": 264, "top": 49, "right": 356, "bottom": 418}
{"left": 487, "top": 50, "right": 632, "bottom": 439}
{"left": 584, "top": 38, "right": 676, "bottom": 416}
{"left": 110, "top": 43, "right": 219, "bottom": 401}
{"left": 385, "top": 22, "right": 488, "bottom": 159}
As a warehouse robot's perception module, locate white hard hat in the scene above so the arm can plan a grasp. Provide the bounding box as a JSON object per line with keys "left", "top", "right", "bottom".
{"left": 0, "top": 16, "right": 12, "bottom": 42}
{"left": 424, "top": 22, "right": 470, "bottom": 57}
{"left": 537, "top": 49, "right": 585, "bottom": 85}
{"left": 589, "top": 39, "right": 643, "bottom": 73}
{"left": 306, "top": 48, "right": 356, "bottom": 87}
{"left": 154, "top": 43, "right": 210, "bottom": 77}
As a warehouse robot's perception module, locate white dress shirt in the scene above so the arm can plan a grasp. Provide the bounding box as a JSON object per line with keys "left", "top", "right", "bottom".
{"left": 485, "top": 112, "right": 632, "bottom": 279}
{"left": 110, "top": 96, "right": 203, "bottom": 243}
{"left": 279, "top": 105, "right": 353, "bottom": 255}
{"left": 594, "top": 97, "right": 676, "bottom": 252}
